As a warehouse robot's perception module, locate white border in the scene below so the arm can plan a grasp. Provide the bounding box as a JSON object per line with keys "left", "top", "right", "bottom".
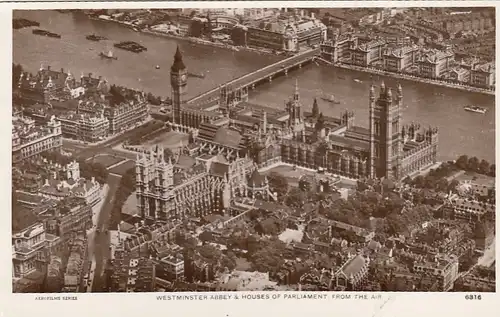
{"left": 1, "top": 2, "right": 499, "bottom": 317}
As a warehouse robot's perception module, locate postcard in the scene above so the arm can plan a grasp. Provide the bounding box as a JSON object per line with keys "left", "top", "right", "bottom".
{"left": 3, "top": 1, "right": 498, "bottom": 317}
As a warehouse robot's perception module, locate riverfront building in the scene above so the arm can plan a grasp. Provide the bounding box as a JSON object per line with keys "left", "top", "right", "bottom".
{"left": 12, "top": 115, "right": 62, "bottom": 164}
{"left": 233, "top": 14, "right": 327, "bottom": 52}
{"left": 417, "top": 49, "right": 455, "bottom": 78}
{"left": 17, "top": 66, "right": 84, "bottom": 104}
{"left": 167, "top": 47, "right": 438, "bottom": 182}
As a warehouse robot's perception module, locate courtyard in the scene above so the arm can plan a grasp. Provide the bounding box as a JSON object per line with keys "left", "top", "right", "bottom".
{"left": 87, "top": 154, "right": 127, "bottom": 168}
{"left": 140, "top": 131, "right": 189, "bottom": 150}
{"left": 108, "top": 160, "right": 136, "bottom": 176}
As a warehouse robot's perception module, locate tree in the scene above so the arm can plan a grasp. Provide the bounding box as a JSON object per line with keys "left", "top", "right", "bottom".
{"left": 479, "top": 159, "right": 490, "bottom": 175}
{"left": 267, "top": 172, "right": 289, "bottom": 201}
{"left": 467, "top": 156, "right": 480, "bottom": 172}
{"left": 312, "top": 98, "right": 319, "bottom": 117}
{"left": 456, "top": 155, "right": 469, "bottom": 170}
{"left": 489, "top": 164, "right": 496, "bottom": 177}
{"left": 199, "top": 231, "right": 214, "bottom": 244}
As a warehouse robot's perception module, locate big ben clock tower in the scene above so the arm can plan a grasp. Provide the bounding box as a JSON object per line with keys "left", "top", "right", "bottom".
{"left": 170, "top": 45, "right": 187, "bottom": 125}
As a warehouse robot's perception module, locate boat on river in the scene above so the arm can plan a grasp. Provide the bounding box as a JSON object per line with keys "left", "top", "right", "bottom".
{"left": 353, "top": 78, "right": 362, "bottom": 83}
{"left": 99, "top": 50, "right": 118, "bottom": 60}
{"left": 464, "top": 105, "right": 487, "bottom": 114}
{"left": 86, "top": 34, "right": 107, "bottom": 41}
{"left": 188, "top": 72, "right": 205, "bottom": 79}
{"left": 321, "top": 94, "right": 341, "bottom": 104}
{"left": 32, "top": 29, "right": 61, "bottom": 38}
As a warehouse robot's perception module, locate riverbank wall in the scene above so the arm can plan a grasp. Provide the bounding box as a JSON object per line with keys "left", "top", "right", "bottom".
{"left": 90, "top": 15, "right": 495, "bottom": 96}
{"left": 89, "top": 16, "right": 277, "bottom": 56}
{"left": 316, "top": 58, "right": 495, "bottom": 96}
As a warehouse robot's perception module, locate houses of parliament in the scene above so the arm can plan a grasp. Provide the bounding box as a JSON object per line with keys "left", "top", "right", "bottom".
{"left": 135, "top": 46, "right": 438, "bottom": 221}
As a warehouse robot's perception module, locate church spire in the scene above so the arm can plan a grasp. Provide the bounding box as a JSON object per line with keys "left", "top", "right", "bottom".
{"left": 171, "top": 45, "right": 186, "bottom": 72}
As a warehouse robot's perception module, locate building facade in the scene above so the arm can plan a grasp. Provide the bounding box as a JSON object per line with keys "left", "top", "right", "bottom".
{"left": 12, "top": 115, "right": 62, "bottom": 164}
{"left": 12, "top": 223, "right": 48, "bottom": 279}
{"left": 58, "top": 111, "right": 109, "bottom": 142}
{"left": 104, "top": 98, "right": 149, "bottom": 135}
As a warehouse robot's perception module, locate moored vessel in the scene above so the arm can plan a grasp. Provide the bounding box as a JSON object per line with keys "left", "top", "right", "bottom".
{"left": 32, "top": 29, "right": 61, "bottom": 38}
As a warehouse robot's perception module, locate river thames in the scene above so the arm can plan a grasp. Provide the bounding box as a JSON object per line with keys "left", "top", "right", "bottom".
{"left": 13, "top": 10, "right": 495, "bottom": 162}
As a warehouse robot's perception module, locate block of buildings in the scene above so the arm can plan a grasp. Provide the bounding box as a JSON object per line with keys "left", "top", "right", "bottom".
{"left": 38, "top": 160, "right": 101, "bottom": 206}
{"left": 110, "top": 247, "right": 156, "bottom": 292}
{"left": 413, "top": 254, "right": 459, "bottom": 291}
{"left": 62, "top": 234, "right": 88, "bottom": 292}
{"left": 12, "top": 115, "right": 62, "bottom": 164}
{"left": 334, "top": 254, "right": 370, "bottom": 290}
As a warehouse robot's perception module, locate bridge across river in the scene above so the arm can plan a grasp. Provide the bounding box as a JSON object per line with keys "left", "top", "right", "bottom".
{"left": 187, "top": 48, "right": 320, "bottom": 105}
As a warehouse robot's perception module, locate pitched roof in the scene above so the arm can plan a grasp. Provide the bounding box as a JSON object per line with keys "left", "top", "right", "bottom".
{"left": 341, "top": 254, "right": 367, "bottom": 277}
{"left": 210, "top": 162, "right": 229, "bottom": 177}
{"left": 248, "top": 170, "right": 266, "bottom": 187}
{"left": 171, "top": 46, "right": 186, "bottom": 72}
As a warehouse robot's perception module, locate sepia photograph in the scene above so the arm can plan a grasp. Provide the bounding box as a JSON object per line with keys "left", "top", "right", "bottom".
{"left": 10, "top": 4, "right": 496, "bottom": 297}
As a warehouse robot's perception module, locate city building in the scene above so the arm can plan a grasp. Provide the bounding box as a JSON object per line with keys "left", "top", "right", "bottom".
{"left": 104, "top": 96, "right": 149, "bottom": 135}
{"left": 382, "top": 45, "right": 420, "bottom": 72}
{"left": 135, "top": 146, "right": 250, "bottom": 221}
{"left": 17, "top": 66, "right": 81, "bottom": 104}
{"left": 444, "top": 197, "right": 495, "bottom": 222}
{"left": 45, "top": 255, "right": 63, "bottom": 292}
{"left": 170, "top": 48, "right": 438, "bottom": 182}
{"left": 62, "top": 234, "right": 88, "bottom": 292}
{"left": 39, "top": 197, "right": 93, "bottom": 241}
{"left": 334, "top": 254, "right": 370, "bottom": 290}
{"left": 39, "top": 160, "right": 101, "bottom": 206}
{"left": 320, "top": 33, "right": 355, "bottom": 63}
{"left": 448, "top": 67, "right": 470, "bottom": 83}
{"left": 58, "top": 111, "right": 109, "bottom": 143}
{"left": 417, "top": 49, "right": 454, "bottom": 78}
{"left": 348, "top": 38, "right": 386, "bottom": 67}
{"left": 469, "top": 62, "right": 495, "bottom": 88}
{"left": 110, "top": 246, "right": 156, "bottom": 292}
{"left": 235, "top": 14, "right": 326, "bottom": 52}
{"left": 12, "top": 222, "right": 48, "bottom": 279}
{"left": 413, "top": 254, "right": 459, "bottom": 291}
{"left": 159, "top": 254, "right": 185, "bottom": 281}
{"left": 12, "top": 115, "right": 62, "bottom": 164}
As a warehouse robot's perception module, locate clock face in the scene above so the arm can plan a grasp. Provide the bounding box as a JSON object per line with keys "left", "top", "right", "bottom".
{"left": 181, "top": 74, "right": 187, "bottom": 81}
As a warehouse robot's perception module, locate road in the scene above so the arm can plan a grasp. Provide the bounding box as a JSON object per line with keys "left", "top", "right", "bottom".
{"left": 458, "top": 239, "right": 496, "bottom": 279}
{"left": 63, "top": 127, "right": 138, "bottom": 159}
{"left": 91, "top": 174, "right": 121, "bottom": 292}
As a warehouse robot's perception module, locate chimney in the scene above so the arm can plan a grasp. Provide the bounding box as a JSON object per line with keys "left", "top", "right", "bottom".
{"left": 61, "top": 68, "right": 64, "bottom": 73}
{"left": 47, "top": 66, "right": 51, "bottom": 71}
{"left": 88, "top": 73, "right": 92, "bottom": 78}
